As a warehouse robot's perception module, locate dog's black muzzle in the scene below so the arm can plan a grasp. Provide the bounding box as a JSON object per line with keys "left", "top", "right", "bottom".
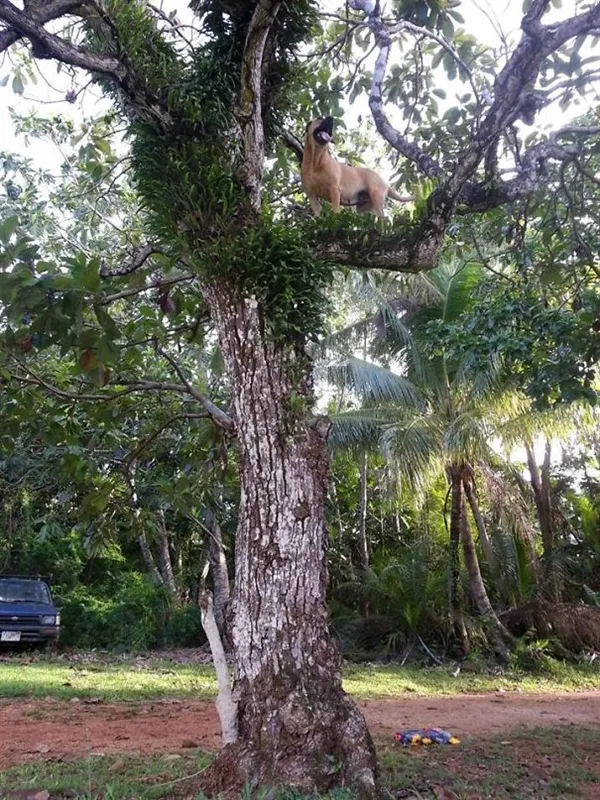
{"left": 313, "top": 116, "right": 334, "bottom": 144}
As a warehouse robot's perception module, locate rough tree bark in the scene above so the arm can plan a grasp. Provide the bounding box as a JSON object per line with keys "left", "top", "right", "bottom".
{"left": 202, "top": 282, "right": 378, "bottom": 796}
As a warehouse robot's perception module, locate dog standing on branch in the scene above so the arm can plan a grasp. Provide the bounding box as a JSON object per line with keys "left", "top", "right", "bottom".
{"left": 301, "top": 116, "right": 411, "bottom": 218}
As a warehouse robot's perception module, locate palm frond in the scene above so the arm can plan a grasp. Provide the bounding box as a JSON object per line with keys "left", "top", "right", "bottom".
{"left": 441, "top": 261, "right": 484, "bottom": 324}
{"left": 380, "top": 414, "right": 444, "bottom": 490}
{"left": 454, "top": 349, "right": 505, "bottom": 400}
{"left": 443, "top": 410, "right": 495, "bottom": 463}
{"left": 328, "top": 408, "right": 398, "bottom": 451}
{"left": 325, "top": 357, "right": 423, "bottom": 407}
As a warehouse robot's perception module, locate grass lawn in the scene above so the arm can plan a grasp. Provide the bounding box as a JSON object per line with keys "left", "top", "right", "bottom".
{"left": 0, "top": 726, "right": 598, "bottom": 799}
{"left": 0, "top": 751, "right": 212, "bottom": 799}
{"left": 0, "top": 652, "right": 599, "bottom": 701}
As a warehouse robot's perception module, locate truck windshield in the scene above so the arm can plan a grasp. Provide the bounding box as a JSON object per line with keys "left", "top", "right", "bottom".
{"left": 0, "top": 579, "right": 51, "bottom": 604}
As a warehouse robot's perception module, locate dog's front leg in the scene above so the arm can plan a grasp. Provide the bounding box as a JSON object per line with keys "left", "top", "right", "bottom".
{"left": 308, "top": 194, "right": 322, "bottom": 217}
{"left": 329, "top": 186, "right": 341, "bottom": 213}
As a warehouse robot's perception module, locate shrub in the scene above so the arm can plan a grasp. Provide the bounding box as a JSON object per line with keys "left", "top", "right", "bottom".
{"left": 58, "top": 572, "right": 206, "bottom": 650}
{"left": 162, "top": 603, "right": 204, "bottom": 647}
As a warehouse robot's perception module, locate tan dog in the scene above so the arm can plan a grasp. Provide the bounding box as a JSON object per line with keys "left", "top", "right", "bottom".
{"left": 301, "top": 116, "right": 410, "bottom": 218}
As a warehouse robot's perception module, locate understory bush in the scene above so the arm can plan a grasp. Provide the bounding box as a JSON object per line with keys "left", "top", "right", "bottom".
{"left": 58, "top": 572, "right": 205, "bottom": 650}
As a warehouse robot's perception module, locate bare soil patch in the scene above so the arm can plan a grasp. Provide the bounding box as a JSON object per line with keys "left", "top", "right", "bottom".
{"left": 1, "top": 691, "right": 600, "bottom": 770}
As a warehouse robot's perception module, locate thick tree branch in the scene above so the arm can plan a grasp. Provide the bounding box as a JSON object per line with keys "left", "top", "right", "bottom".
{"left": 199, "top": 590, "right": 238, "bottom": 744}
{"left": 316, "top": 117, "right": 600, "bottom": 271}
{"left": 321, "top": 0, "right": 600, "bottom": 275}
{"left": 236, "top": 0, "right": 282, "bottom": 212}
{"left": 99, "top": 271, "right": 195, "bottom": 306}
{"left": 366, "top": 10, "right": 445, "bottom": 180}
{"left": 99, "top": 244, "right": 163, "bottom": 279}
{"left": 0, "top": 0, "right": 173, "bottom": 130}
{"left": 0, "top": 0, "right": 83, "bottom": 52}
{"left": 281, "top": 129, "right": 304, "bottom": 164}
{"left": 0, "top": 0, "right": 125, "bottom": 76}
{"left": 157, "top": 347, "right": 235, "bottom": 434}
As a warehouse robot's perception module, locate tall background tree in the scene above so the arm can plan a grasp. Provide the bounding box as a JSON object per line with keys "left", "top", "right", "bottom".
{"left": 0, "top": 0, "right": 599, "bottom": 795}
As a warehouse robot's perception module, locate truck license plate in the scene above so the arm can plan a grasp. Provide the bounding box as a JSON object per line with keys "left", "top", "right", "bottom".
{"left": 1, "top": 631, "right": 21, "bottom": 642}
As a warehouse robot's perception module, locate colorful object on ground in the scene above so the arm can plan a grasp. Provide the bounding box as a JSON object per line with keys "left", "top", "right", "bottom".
{"left": 394, "top": 728, "right": 460, "bottom": 746}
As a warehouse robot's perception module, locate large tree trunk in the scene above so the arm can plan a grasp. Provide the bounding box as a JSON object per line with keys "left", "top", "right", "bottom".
{"left": 526, "top": 440, "right": 560, "bottom": 601}
{"left": 203, "top": 283, "right": 378, "bottom": 797}
{"left": 448, "top": 469, "right": 468, "bottom": 654}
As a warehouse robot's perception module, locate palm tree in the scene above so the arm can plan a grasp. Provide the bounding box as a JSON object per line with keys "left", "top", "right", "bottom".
{"left": 326, "top": 263, "right": 521, "bottom": 656}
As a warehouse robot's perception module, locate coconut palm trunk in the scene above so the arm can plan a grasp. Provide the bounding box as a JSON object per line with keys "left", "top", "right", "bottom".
{"left": 463, "top": 467, "right": 497, "bottom": 575}
{"left": 448, "top": 468, "right": 469, "bottom": 653}
{"left": 459, "top": 498, "right": 512, "bottom": 659}
{"left": 526, "top": 441, "right": 560, "bottom": 601}
{"left": 449, "top": 465, "right": 512, "bottom": 657}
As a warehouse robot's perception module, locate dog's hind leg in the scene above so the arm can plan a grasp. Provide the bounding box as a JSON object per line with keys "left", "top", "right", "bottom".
{"left": 370, "top": 188, "right": 386, "bottom": 219}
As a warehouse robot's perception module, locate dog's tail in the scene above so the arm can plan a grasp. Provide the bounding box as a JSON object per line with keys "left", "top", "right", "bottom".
{"left": 387, "top": 187, "right": 413, "bottom": 203}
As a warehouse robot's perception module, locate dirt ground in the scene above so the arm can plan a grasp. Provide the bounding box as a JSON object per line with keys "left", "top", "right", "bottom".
{"left": 1, "top": 692, "right": 600, "bottom": 769}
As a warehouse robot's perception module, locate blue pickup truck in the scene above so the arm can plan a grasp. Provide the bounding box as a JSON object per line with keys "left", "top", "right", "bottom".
{"left": 0, "top": 575, "right": 60, "bottom": 647}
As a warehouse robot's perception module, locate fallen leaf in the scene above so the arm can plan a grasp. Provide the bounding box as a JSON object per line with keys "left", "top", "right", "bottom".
{"left": 109, "top": 759, "right": 125, "bottom": 773}
{"left": 181, "top": 739, "right": 199, "bottom": 748}
{"left": 35, "top": 744, "right": 50, "bottom": 754}
{"left": 163, "top": 753, "right": 183, "bottom": 762}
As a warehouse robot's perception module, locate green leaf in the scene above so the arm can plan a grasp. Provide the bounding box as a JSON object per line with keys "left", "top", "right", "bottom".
{"left": 0, "top": 216, "right": 19, "bottom": 244}
{"left": 94, "top": 306, "right": 120, "bottom": 340}
{"left": 11, "top": 73, "right": 24, "bottom": 95}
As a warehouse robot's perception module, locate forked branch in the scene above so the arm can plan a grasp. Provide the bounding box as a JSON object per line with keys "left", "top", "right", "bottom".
{"left": 0, "top": 0, "right": 173, "bottom": 130}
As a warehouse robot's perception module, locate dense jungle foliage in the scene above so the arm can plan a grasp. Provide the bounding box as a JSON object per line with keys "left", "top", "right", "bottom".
{"left": 0, "top": 0, "right": 599, "bottom": 663}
